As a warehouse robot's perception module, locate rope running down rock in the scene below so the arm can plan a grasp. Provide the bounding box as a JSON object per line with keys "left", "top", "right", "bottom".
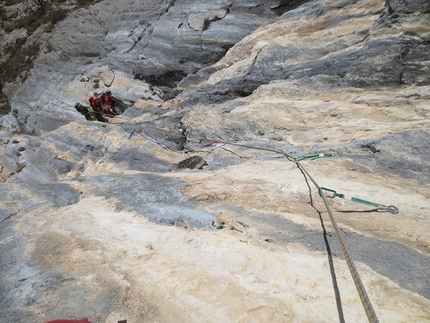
{"left": 205, "top": 139, "right": 380, "bottom": 323}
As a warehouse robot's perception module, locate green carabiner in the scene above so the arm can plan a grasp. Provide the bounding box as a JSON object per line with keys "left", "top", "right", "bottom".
{"left": 318, "top": 187, "right": 399, "bottom": 214}
{"left": 318, "top": 187, "right": 344, "bottom": 199}
{"left": 294, "top": 152, "right": 341, "bottom": 162}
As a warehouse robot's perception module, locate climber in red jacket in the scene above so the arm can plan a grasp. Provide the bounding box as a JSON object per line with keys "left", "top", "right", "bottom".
{"left": 89, "top": 96, "right": 109, "bottom": 122}
{"left": 102, "top": 89, "right": 119, "bottom": 115}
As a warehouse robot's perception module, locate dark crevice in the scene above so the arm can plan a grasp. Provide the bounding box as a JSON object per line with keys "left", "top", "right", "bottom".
{"left": 202, "top": 15, "right": 223, "bottom": 32}
{"left": 203, "top": 88, "right": 255, "bottom": 105}
{"left": 399, "top": 66, "right": 404, "bottom": 84}
{"left": 222, "top": 43, "right": 234, "bottom": 52}
{"left": 126, "top": 34, "right": 144, "bottom": 54}
{"left": 226, "top": 89, "right": 253, "bottom": 99}
{"left": 360, "top": 143, "right": 380, "bottom": 154}
{"left": 165, "top": 0, "right": 177, "bottom": 14}
{"left": 1, "top": 212, "right": 16, "bottom": 223}
{"left": 136, "top": 70, "right": 187, "bottom": 88}
{"left": 271, "top": 0, "right": 312, "bottom": 16}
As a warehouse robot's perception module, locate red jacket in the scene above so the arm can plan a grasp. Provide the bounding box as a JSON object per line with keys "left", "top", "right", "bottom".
{"left": 89, "top": 98, "right": 103, "bottom": 112}
{"left": 102, "top": 95, "right": 112, "bottom": 111}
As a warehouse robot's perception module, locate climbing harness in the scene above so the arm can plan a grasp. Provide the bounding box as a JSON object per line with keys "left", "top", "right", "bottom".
{"left": 319, "top": 187, "right": 399, "bottom": 214}
{"left": 205, "top": 138, "right": 384, "bottom": 323}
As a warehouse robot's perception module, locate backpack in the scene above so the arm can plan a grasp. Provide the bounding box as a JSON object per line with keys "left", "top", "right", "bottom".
{"left": 75, "top": 103, "right": 96, "bottom": 120}
{"left": 75, "top": 103, "right": 85, "bottom": 113}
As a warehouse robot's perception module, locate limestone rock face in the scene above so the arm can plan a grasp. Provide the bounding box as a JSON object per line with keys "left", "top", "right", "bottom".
{"left": 178, "top": 0, "right": 430, "bottom": 106}
{"left": 1, "top": 0, "right": 286, "bottom": 135}
{"left": 0, "top": 0, "right": 430, "bottom": 323}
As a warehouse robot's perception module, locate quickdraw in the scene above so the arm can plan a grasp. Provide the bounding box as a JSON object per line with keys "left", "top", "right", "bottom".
{"left": 294, "top": 152, "right": 342, "bottom": 161}
{"left": 318, "top": 187, "right": 399, "bottom": 214}
{"left": 203, "top": 138, "right": 402, "bottom": 322}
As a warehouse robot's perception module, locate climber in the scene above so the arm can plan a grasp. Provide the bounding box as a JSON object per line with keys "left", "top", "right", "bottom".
{"left": 104, "top": 89, "right": 119, "bottom": 115}
{"left": 89, "top": 96, "right": 103, "bottom": 113}
{"left": 88, "top": 96, "right": 109, "bottom": 122}
{"left": 100, "top": 92, "right": 116, "bottom": 117}
{"left": 75, "top": 103, "right": 97, "bottom": 121}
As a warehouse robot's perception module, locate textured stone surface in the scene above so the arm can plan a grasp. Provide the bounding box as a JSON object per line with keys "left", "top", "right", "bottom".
{"left": 178, "top": 0, "right": 430, "bottom": 106}
{"left": 177, "top": 155, "right": 208, "bottom": 169}
{"left": 0, "top": 0, "right": 429, "bottom": 322}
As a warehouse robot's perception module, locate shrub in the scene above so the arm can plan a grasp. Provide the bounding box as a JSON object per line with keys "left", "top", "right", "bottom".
{"left": 48, "top": 8, "right": 68, "bottom": 25}
{"left": 0, "top": 6, "right": 7, "bottom": 22}
{"left": 4, "top": 9, "right": 44, "bottom": 34}
{"left": 4, "top": 0, "right": 22, "bottom": 5}
{"left": 77, "top": 0, "right": 96, "bottom": 7}
{"left": 0, "top": 92, "right": 11, "bottom": 117}
{"left": 4, "top": 37, "right": 27, "bottom": 55}
{"left": 0, "top": 42, "right": 40, "bottom": 85}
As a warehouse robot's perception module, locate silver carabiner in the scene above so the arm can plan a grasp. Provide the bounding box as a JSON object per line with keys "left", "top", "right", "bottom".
{"left": 378, "top": 204, "right": 399, "bottom": 214}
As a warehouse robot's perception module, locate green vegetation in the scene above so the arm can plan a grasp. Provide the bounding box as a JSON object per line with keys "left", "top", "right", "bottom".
{"left": 3, "top": 4, "right": 73, "bottom": 34}
{"left": 77, "top": 0, "right": 97, "bottom": 7}
{"left": 4, "top": 0, "right": 23, "bottom": 5}
{"left": 48, "top": 8, "right": 68, "bottom": 25}
{"left": 0, "top": 6, "right": 8, "bottom": 21}
{"left": 0, "top": 0, "right": 102, "bottom": 116}
{"left": 0, "top": 93, "right": 11, "bottom": 116}
{"left": 0, "top": 38, "right": 40, "bottom": 84}
{"left": 400, "top": 48, "right": 410, "bottom": 60}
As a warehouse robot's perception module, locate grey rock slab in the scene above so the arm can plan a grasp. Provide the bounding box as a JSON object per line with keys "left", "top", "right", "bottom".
{"left": 387, "top": 0, "right": 430, "bottom": 14}
{"left": 3, "top": 136, "right": 73, "bottom": 184}
{"left": 24, "top": 111, "right": 74, "bottom": 136}
{"left": 130, "top": 0, "right": 281, "bottom": 80}
{"left": 109, "top": 147, "right": 174, "bottom": 173}
{"left": 77, "top": 173, "right": 219, "bottom": 228}
{"left": 24, "top": 0, "right": 283, "bottom": 101}
{"left": 0, "top": 183, "right": 80, "bottom": 213}
{"left": 177, "top": 1, "right": 430, "bottom": 106}
{"left": 0, "top": 215, "right": 143, "bottom": 323}
{"left": 213, "top": 202, "right": 430, "bottom": 300}
{"left": 3, "top": 60, "right": 88, "bottom": 134}
{"left": 340, "top": 130, "right": 430, "bottom": 183}
{"left": 0, "top": 217, "right": 42, "bottom": 323}
{"left": 45, "top": 124, "right": 110, "bottom": 161}
{"left": 181, "top": 106, "right": 267, "bottom": 144}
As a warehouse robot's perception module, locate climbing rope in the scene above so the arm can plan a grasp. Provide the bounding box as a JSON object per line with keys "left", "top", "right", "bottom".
{"left": 205, "top": 139, "right": 382, "bottom": 323}
{"left": 128, "top": 128, "right": 177, "bottom": 152}
{"left": 204, "top": 139, "right": 290, "bottom": 156}
{"left": 294, "top": 161, "right": 380, "bottom": 323}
